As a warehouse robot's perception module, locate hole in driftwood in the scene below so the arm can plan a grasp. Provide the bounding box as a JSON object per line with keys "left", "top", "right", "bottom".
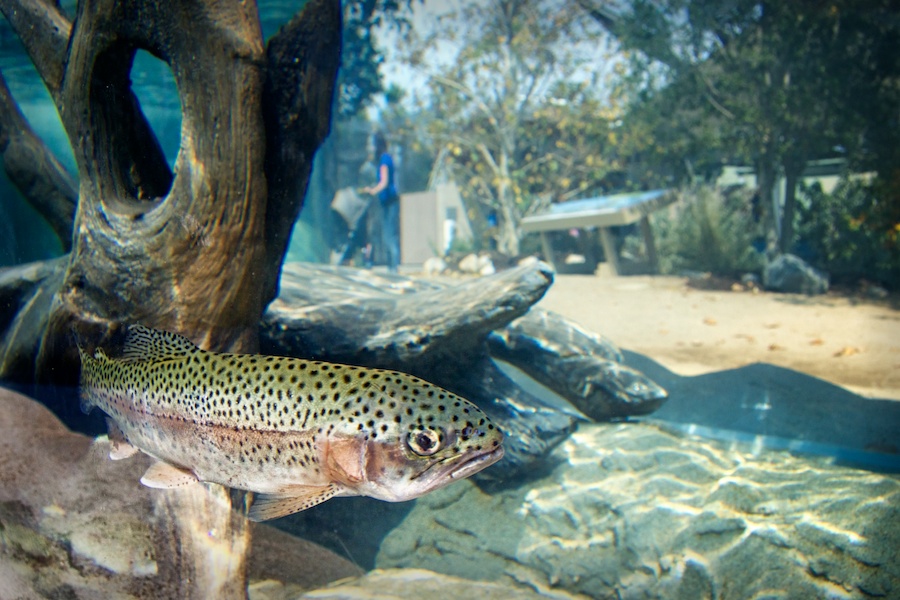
{"left": 131, "top": 50, "right": 181, "bottom": 169}
{"left": 89, "top": 44, "right": 177, "bottom": 208}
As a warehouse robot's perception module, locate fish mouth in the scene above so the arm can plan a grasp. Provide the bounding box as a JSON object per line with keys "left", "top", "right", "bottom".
{"left": 411, "top": 445, "right": 505, "bottom": 484}
{"left": 448, "top": 446, "right": 504, "bottom": 480}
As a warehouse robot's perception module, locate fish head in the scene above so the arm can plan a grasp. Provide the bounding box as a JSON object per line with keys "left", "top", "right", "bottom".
{"left": 322, "top": 373, "right": 504, "bottom": 502}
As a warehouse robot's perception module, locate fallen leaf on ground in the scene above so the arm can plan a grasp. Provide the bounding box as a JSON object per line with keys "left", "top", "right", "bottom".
{"left": 764, "top": 323, "right": 780, "bottom": 329}
{"left": 834, "top": 346, "right": 862, "bottom": 357}
{"left": 703, "top": 317, "right": 717, "bottom": 326}
{"left": 735, "top": 333, "right": 755, "bottom": 343}
{"left": 768, "top": 344, "right": 784, "bottom": 351}
{"left": 809, "top": 338, "right": 825, "bottom": 346}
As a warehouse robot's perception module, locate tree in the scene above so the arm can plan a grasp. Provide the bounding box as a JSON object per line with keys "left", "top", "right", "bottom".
{"left": 584, "top": 0, "right": 898, "bottom": 253}
{"left": 410, "top": 0, "right": 615, "bottom": 255}
{"left": 0, "top": 0, "right": 340, "bottom": 595}
{"left": 337, "top": 0, "right": 418, "bottom": 117}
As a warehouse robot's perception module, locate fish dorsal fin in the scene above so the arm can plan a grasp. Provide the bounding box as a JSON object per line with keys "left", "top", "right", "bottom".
{"left": 140, "top": 461, "right": 200, "bottom": 489}
{"left": 248, "top": 484, "right": 342, "bottom": 522}
{"left": 105, "top": 418, "right": 139, "bottom": 460}
{"left": 122, "top": 325, "right": 199, "bottom": 362}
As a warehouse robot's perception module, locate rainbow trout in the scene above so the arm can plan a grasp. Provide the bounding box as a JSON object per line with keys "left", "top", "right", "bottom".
{"left": 78, "top": 325, "right": 504, "bottom": 520}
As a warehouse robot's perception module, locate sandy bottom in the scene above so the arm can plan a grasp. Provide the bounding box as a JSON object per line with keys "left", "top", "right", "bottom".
{"left": 535, "top": 273, "right": 900, "bottom": 400}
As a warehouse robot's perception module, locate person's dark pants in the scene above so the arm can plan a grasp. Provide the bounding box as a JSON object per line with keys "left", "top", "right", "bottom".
{"left": 382, "top": 199, "right": 400, "bottom": 272}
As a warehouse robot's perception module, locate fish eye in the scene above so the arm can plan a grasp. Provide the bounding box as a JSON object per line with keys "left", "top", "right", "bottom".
{"left": 407, "top": 428, "right": 442, "bottom": 456}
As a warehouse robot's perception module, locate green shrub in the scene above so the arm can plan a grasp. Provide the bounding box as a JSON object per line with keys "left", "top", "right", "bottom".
{"left": 653, "top": 186, "right": 764, "bottom": 277}
{"left": 796, "top": 179, "right": 900, "bottom": 288}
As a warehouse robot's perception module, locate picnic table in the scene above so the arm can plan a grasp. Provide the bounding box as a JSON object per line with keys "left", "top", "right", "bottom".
{"left": 520, "top": 189, "right": 677, "bottom": 275}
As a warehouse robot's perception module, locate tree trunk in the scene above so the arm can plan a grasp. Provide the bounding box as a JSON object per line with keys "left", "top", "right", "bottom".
{"left": 0, "top": 1, "right": 340, "bottom": 597}
{"left": 496, "top": 150, "right": 521, "bottom": 256}
{"left": 779, "top": 159, "right": 803, "bottom": 254}
{"left": 755, "top": 152, "right": 778, "bottom": 252}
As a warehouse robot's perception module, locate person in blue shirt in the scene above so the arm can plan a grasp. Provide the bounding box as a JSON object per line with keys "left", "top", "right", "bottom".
{"left": 364, "top": 131, "right": 400, "bottom": 272}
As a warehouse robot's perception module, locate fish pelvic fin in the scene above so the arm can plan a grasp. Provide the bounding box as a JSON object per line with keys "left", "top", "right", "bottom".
{"left": 122, "top": 325, "right": 200, "bottom": 362}
{"left": 105, "top": 418, "right": 139, "bottom": 460}
{"left": 248, "top": 484, "right": 342, "bottom": 522}
{"left": 140, "top": 461, "right": 200, "bottom": 489}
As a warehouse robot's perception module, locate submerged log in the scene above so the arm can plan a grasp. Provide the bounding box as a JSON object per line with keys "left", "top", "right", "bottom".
{"left": 489, "top": 310, "right": 669, "bottom": 421}
{"left": 261, "top": 261, "right": 555, "bottom": 369}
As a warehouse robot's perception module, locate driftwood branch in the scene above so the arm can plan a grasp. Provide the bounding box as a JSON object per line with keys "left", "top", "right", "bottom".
{"left": 0, "top": 0, "right": 71, "bottom": 96}
{"left": 0, "top": 258, "right": 65, "bottom": 386}
{"left": 262, "top": 0, "right": 342, "bottom": 303}
{"left": 0, "top": 74, "right": 76, "bottom": 250}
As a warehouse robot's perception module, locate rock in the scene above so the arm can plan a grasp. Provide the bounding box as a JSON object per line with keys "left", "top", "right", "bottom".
{"left": 298, "top": 568, "right": 584, "bottom": 599}
{"left": 517, "top": 255, "right": 540, "bottom": 268}
{"left": 454, "top": 252, "right": 497, "bottom": 275}
{"left": 858, "top": 280, "right": 889, "bottom": 300}
{"left": 479, "top": 257, "right": 496, "bottom": 276}
{"left": 457, "top": 253, "right": 481, "bottom": 273}
{"left": 375, "top": 421, "right": 900, "bottom": 599}
{"left": 422, "top": 256, "right": 447, "bottom": 276}
{"left": 763, "top": 253, "right": 828, "bottom": 294}
{"left": 0, "top": 387, "right": 362, "bottom": 599}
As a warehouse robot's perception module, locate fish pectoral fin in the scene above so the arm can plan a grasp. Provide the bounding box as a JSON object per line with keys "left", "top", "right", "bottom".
{"left": 248, "top": 484, "right": 341, "bottom": 522}
{"left": 105, "top": 418, "right": 138, "bottom": 460}
{"left": 324, "top": 436, "right": 366, "bottom": 485}
{"left": 140, "top": 461, "right": 199, "bottom": 489}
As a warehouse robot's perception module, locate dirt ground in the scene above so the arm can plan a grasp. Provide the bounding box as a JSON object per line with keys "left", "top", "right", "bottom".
{"left": 535, "top": 273, "right": 900, "bottom": 400}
